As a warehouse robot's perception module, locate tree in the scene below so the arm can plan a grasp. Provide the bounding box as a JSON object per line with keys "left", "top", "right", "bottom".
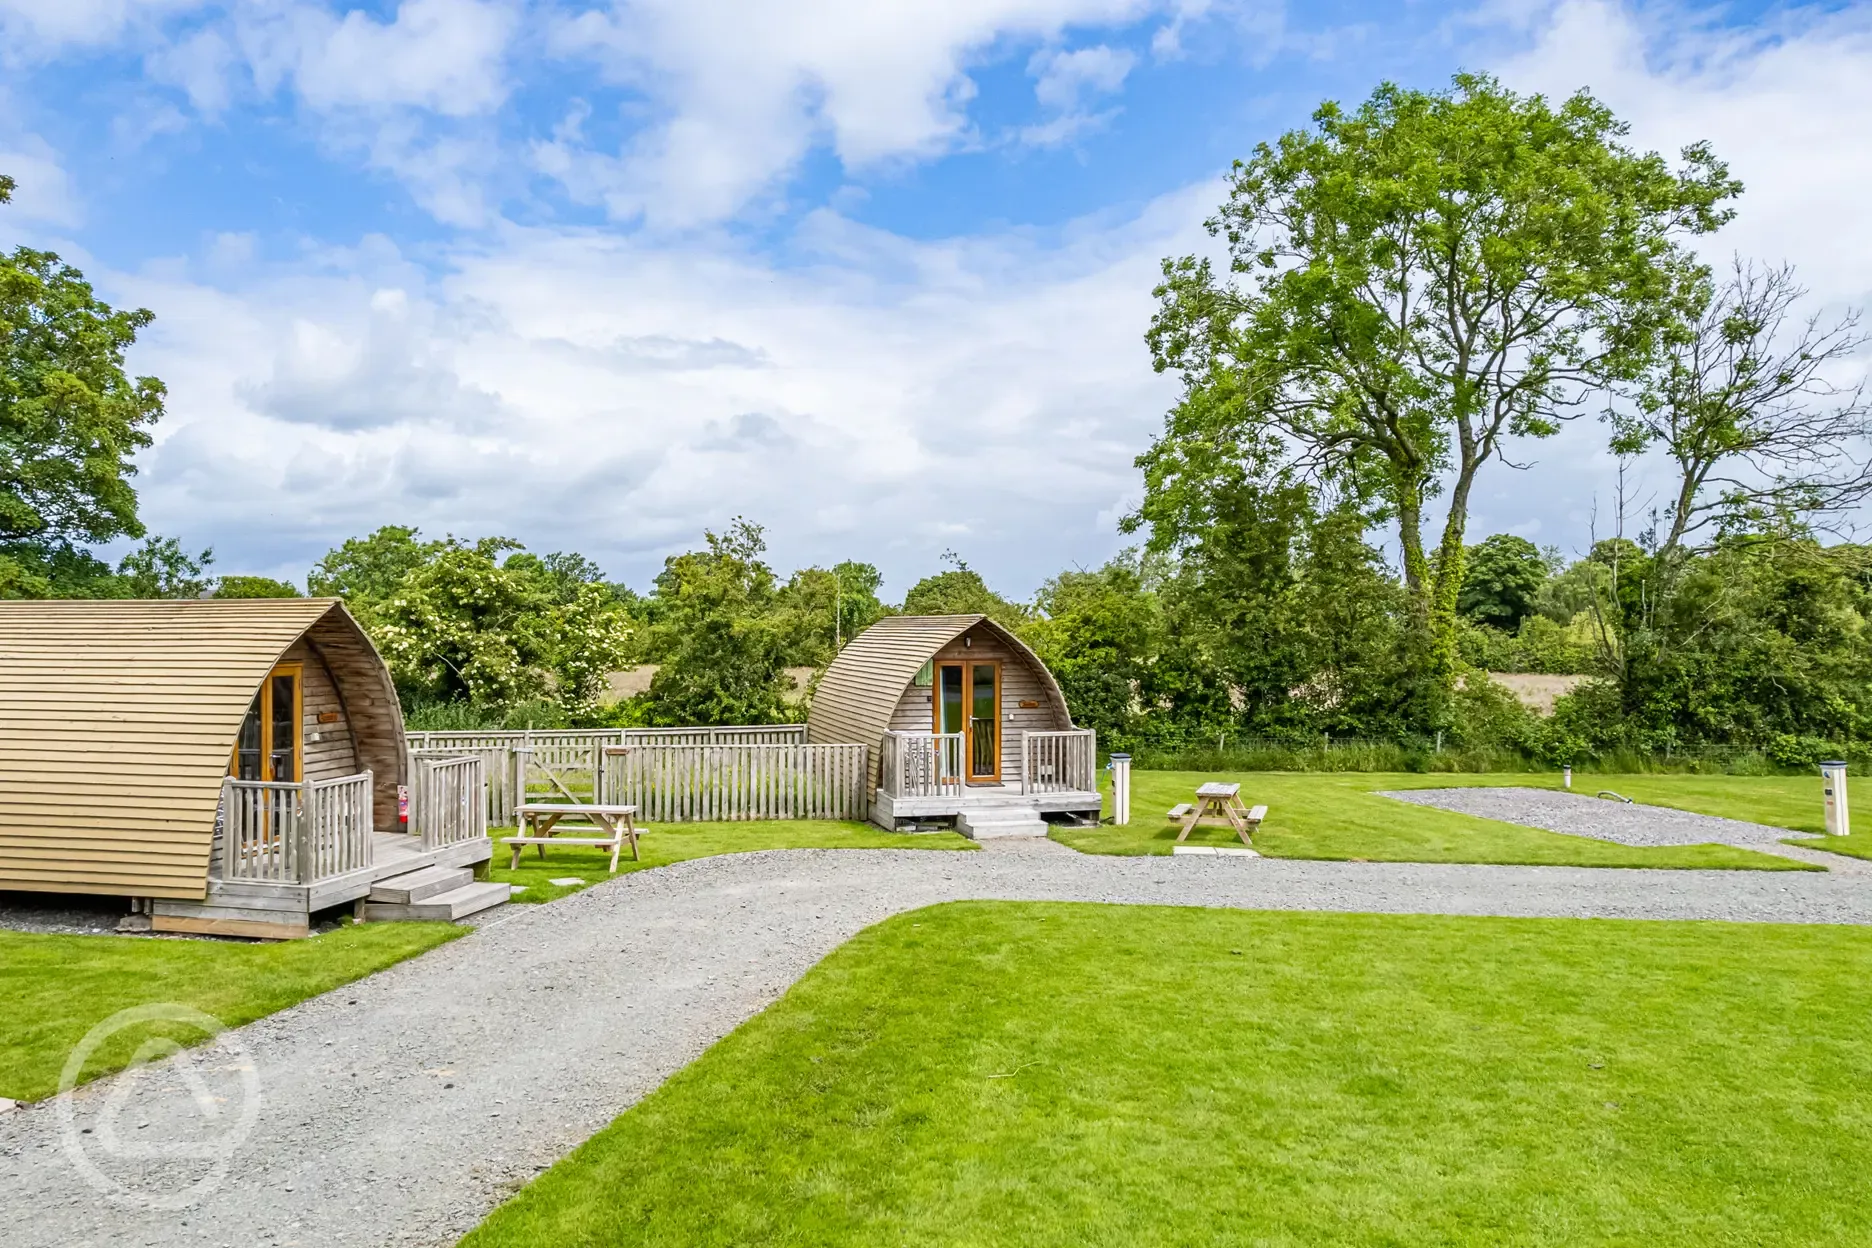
{"left": 307, "top": 525, "right": 442, "bottom": 613}
{"left": 1029, "top": 555, "right": 1163, "bottom": 745}
{"left": 1458, "top": 534, "right": 1549, "bottom": 631}
{"left": 216, "top": 575, "right": 302, "bottom": 598}
{"left": 902, "top": 554, "right": 1029, "bottom": 628}
{"left": 1144, "top": 74, "right": 1738, "bottom": 687}
{"left": 2, "top": 174, "right": 166, "bottom": 549}
{"left": 642, "top": 520, "right": 792, "bottom": 725}
{"left": 116, "top": 536, "right": 214, "bottom": 598}
{"left": 1614, "top": 259, "right": 1871, "bottom": 557}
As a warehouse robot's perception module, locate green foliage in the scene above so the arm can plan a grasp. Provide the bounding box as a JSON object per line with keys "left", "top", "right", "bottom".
{"left": 115, "top": 536, "right": 214, "bottom": 598}
{"left": 641, "top": 519, "right": 794, "bottom": 726}
{"left": 307, "top": 525, "right": 443, "bottom": 619}
{"left": 2, "top": 184, "right": 165, "bottom": 548}
{"left": 901, "top": 554, "right": 1029, "bottom": 628}
{"left": 1028, "top": 554, "right": 1163, "bottom": 746}
{"left": 1143, "top": 73, "right": 1736, "bottom": 686}
{"left": 311, "top": 528, "right": 634, "bottom": 721}
{"left": 1457, "top": 615, "right": 1597, "bottom": 675}
{"left": 215, "top": 574, "right": 302, "bottom": 598}
{"left": 1458, "top": 535, "right": 1550, "bottom": 631}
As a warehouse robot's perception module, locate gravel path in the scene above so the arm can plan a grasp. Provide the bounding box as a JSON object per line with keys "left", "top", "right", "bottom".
{"left": 0, "top": 893, "right": 130, "bottom": 936}
{"left": 7, "top": 844, "right": 1872, "bottom": 1247}
{"left": 1378, "top": 786, "right": 1862, "bottom": 870}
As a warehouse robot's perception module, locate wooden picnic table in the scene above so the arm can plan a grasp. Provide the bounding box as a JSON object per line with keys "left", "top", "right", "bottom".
{"left": 1172, "top": 782, "right": 1264, "bottom": 847}
{"left": 506, "top": 802, "right": 641, "bottom": 872}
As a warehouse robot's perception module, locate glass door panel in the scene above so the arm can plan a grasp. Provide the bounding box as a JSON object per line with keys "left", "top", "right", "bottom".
{"left": 969, "top": 663, "right": 999, "bottom": 780}
{"left": 235, "top": 695, "right": 264, "bottom": 780}
{"left": 268, "top": 672, "right": 299, "bottom": 782}
{"left": 937, "top": 664, "right": 965, "bottom": 734}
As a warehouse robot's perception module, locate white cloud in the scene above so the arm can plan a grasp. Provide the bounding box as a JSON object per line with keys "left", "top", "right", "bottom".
{"left": 112, "top": 185, "right": 1212, "bottom": 591}
{"left": 239, "top": 0, "right": 518, "bottom": 116}
{"left": 0, "top": 133, "right": 82, "bottom": 226}
{"left": 0, "top": 0, "right": 205, "bottom": 54}
{"left": 1022, "top": 42, "right": 1136, "bottom": 144}
{"left": 543, "top": 0, "right": 1158, "bottom": 226}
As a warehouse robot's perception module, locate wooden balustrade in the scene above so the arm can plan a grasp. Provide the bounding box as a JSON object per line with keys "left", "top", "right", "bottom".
{"left": 216, "top": 772, "right": 373, "bottom": 883}
{"left": 602, "top": 743, "right": 866, "bottom": 822}
{"left": 1020, "top": 730, "right": 1097, "bottom": 795}
{"left": 880, "top": 731, "right": 964, "bottom": 798}
{"left": 409, "top": 755, "right": 487, "bottom": 849}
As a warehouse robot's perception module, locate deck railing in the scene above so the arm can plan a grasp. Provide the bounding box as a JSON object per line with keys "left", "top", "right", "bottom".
{"left": 880, "top": 731, "right": 965, "bottom": 798}
{"left": 217, "top": 772, "right": 374, "bottom": 883}
{"left": 409, "top": 754, "right": 488, "bottom": 850}
{"left": 602, "top": 743, "right": 866, "bottom": 821}
{"left": 1021, "top": 729, "right": 1098, "bottom": 795}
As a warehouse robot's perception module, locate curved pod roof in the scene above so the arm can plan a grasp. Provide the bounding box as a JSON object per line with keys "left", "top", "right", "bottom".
{"left": 806, "top": 615, "right": 1073, "bottom": 774}
{"left": 0, "top": 599, "right": 406, "bottom": 899}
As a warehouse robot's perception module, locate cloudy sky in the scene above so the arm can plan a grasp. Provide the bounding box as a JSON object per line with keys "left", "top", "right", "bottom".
{"left": 3, "top": 0, "right": 1869, "bottom": 597}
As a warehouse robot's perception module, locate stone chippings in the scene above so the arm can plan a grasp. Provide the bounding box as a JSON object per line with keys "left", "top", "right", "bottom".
{"left": 1377, "top": 786, "right": 1800, "bottom": 848}
{"left": 8, "top": 843, "right": 1872, "bottom": 1247}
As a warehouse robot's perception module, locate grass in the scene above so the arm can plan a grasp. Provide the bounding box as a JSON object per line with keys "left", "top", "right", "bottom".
{"left": 0, "top": 920, "right": 463, "bottom": 1102}
{"left": 489, "top": 819, "right": 975, "bottom": 902}
{"left": 1054, "top": 771, "right": 1816, "bottom": 870}
{"left": 463, "top": 902, "right": 1872, "bottom": 1247}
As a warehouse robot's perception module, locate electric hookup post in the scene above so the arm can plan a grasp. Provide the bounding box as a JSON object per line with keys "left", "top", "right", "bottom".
{"left": 1109, "top": 753, "right": 1131, "bottom": 826}
{"left": 1821, "top": 761, "right": 1851, "bottom": 837}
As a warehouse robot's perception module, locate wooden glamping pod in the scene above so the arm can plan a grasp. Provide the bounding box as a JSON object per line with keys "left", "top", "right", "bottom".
{"left": 807, "top": 615, "right": 1100, "bottom": 835}
{"left": 0, "top": 599, "right": 500, "bottom": 938}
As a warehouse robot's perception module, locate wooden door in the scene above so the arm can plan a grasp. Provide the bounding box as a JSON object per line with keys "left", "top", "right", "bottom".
{"left": 934, "top": 661, "right": 1001, "bottom": 783}
{"left": 230, "top": 663, "right": 303, "bottom": 782}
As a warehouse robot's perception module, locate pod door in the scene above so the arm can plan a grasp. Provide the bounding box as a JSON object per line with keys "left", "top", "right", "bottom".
{"left": 934, "top": 661, "right": 1001, "bottom": 783}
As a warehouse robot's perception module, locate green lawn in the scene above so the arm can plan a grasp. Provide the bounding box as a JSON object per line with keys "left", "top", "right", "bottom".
{"left": 0, "top": 920, "right": 462, "bottom": 1102}
{"left": 489, "top": 819, "right": 975, "bottom": 902}
{"left": 1055, "top": 771, "right": 1815, "bottom": 870}
{"left": 463, "top": 902, "right": 1872, "bottom": 1247}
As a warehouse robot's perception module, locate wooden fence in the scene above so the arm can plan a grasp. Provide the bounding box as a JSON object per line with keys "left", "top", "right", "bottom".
{"left": 880, "top": 732, "right": 963, "bottom": 798}
{"left": 409, "top": 755, "right": 488, "bottom": 850}
{"left": 216, "top": 772, "right": 374, "bottom": 883}
{"left": 1020, "top": 729, "right": 1098, "bottom": 794}
{"left": 602, "top": 743, "right": 867, "bottom": 822}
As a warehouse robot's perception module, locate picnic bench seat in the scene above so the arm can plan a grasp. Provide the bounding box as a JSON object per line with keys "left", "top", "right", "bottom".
{"left": 504, "top": 802, "right": 641, "bottom": 872}
{"left": 1174, "top": 783, "right": 1268, "bottom": 847}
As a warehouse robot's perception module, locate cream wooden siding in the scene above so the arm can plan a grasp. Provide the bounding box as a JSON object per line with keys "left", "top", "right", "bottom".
{"left": 0, "top": 599, "right": 405, "bottom": 900}
{"left": 283, "top": 638, "right": 360, "bottom": 782}
{"left": 806, "top": 614, "right": 1074, "bottom": 793}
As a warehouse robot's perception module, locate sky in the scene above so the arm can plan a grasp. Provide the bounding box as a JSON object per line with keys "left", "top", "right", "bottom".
{"left": 3, "top": 0, "right": 1870, "bottom": 599}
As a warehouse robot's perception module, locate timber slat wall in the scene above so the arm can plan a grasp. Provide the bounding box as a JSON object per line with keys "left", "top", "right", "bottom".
{"left": 0, "top": 599, "right": 404, "bottom": 900}
{"left": 808, "top": 615, "right": 1079, "bottom": 794}
{"left": 603, "top": 744, "right": 867, "bottom": 822}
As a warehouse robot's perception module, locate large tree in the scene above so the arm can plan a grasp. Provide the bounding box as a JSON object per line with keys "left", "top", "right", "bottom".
{"left": 1, "top": 173, "right": 165, "bottom": 549}
{"left": 1143, "top": 74, "right": 1738, "bottom": 690}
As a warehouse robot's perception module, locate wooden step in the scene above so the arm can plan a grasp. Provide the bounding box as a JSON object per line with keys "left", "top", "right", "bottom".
{"left": 369, "top": 865, "right": 474, "bottom": 905}
{"left": 363, "top": 881, "right": 511, "bottom": 922}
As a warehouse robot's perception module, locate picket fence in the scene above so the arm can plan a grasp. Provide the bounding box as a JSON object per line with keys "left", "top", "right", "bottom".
{"left": 601, "top": 743, "right": 867, "bottom": 823}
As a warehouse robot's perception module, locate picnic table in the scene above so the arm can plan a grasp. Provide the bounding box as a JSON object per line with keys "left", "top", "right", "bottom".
{"left": 505, "top": 802, "right": 641, "bottom": 872}
{"left": 1168, "top": 783, "right": 1266, "bottom": 847}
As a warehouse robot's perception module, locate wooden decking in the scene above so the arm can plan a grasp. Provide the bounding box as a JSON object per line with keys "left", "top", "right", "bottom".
{"left": 870, "top": 782, "right": 1102, "bottom": 828}
{"left": 151, "top": 832, "right": 494, "bottom": 939}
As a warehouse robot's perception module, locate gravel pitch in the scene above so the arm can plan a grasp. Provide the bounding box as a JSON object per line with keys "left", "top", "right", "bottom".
{"left": 1378, "top": 787, "right": 1859, "bottom": 870}
{"left": 8, "top": 844, "right": 1872, "bottom": 1247}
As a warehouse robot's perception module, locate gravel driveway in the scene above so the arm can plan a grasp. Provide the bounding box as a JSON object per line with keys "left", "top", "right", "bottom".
{"left": 7, "top": 842, "right": 1872, "bottom": 1247}
{"left": 1379, "top": 787, "right": 1858, "bottom": 869}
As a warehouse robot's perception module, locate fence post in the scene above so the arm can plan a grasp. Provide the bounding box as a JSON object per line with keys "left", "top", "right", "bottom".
{"left": 1110, "top": 753, "right": 1131, "bottom": 826}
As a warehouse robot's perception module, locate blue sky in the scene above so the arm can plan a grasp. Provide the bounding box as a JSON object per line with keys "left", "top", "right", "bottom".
{"left": 4, "top": 0, "right": 1870, "bottom": 597}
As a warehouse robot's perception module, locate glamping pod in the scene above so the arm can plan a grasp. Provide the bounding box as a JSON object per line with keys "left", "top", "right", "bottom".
{"left": 0, "top": 599, "right": 493, "bottom": 937}
{"left": 807, "top": 615, "right": 1100, "bottom": 832}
